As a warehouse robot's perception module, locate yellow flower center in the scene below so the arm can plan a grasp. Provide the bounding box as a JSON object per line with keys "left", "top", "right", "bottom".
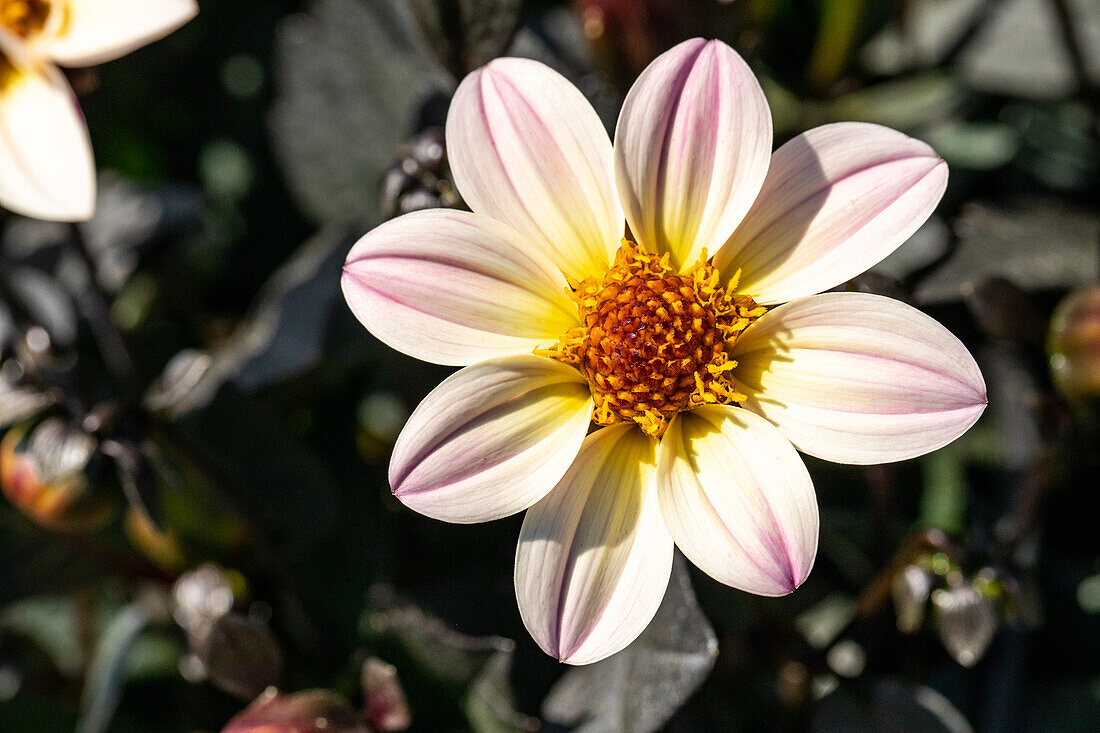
{"left": 0, "top": 0, "right": 50, "bottom": 39}
{"left": 547, "top": 239, "right": 765, "bottom": 438}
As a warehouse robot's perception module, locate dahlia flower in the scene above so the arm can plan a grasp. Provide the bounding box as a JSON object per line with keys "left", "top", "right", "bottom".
{"left": 0, "top": 0, "right": 197, "bottom": 221}
{"left": 342, "top": 39, "right": 986, "bottom": 665}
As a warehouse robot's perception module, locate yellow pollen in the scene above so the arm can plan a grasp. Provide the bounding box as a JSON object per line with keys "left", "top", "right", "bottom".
{"left": 544, "top": 239, "right": 766, "bottom": 438}
{"left": 0, "top": 0, "right": 50, "bottom": 39}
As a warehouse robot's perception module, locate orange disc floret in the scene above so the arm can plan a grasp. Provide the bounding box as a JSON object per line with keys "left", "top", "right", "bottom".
{"left": 547, "top": 239, "right": 765, "bottom": 438}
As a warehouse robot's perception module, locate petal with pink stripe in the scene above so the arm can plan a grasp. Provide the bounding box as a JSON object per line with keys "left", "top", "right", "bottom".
{"left": 730, "top": 292, "right": 987, "bottom": 464}
{"left": 446, "top": 57, "right": 621, "bottom": 281}
{"left": 390, "top": 355, "right": 593, "bottom": 524}
{"left": 341, "top": 209, "right": 579, "bottom": 366}
{"left": 614, "top": 38, "right": 772, "bottom": 271}
{"left": 515, "top": 424, "right": 673, "bottom": 665}
{"left": 659, "top": 406, "right": 818, "bottom": 596}
{"left": 715, "top": 122, "right": 947, "bottom": 304}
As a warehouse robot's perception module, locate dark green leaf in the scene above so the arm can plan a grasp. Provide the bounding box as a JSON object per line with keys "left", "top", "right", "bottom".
{"left": 76, "top": 603, "right": 150, "bottom": 733}
{"left": 808, "top": 74, "right": 966, "bottom": 131}
{"left": 270, "top": 0, "right": 452, "bottom": 224}
{"left": 958, "top": 0, "right": 1100, "bottom": 99}
{"left": 1005, "top": 101, "right": 1100, "bottom": 193}
{"left": 0, "top": 514, "right": 107, "bottom": 605}
{"left": 0, "top": 266, "right": 77, "bottom": 349}
{"left": 155, "top": 382, "right": 339, "bottom": 549}
{"left": 409, "top": 0, "right": 523, "bottom": 77}
{"left": 146, "top": 225, "right": 355, "bottom": 414}
{"left": 915, "top": 197, "right": 1100, "bottom": 303}
{"left": 363, "top": 590, "right": 512, "bottom": 691}
{"left": 362, "top": 589, "right": 534, "bottom": 731}
{"left": 0, "top": 596, "right": 87, "bottom": 677}
{"left": 921, "top": 120, "right": 1020, "bottom": 171}
{"left": 814, "top": 678, "right": 973, "bottom": 733}
{"left": 541, "top": 556, "right": 717, "bottom": 733}
{"left": 227, "top": 225, "right": 356, "bottom": 392}
{"left": 80, "top": 174, "right": 204, "bottom": 294}
{"left": 465, "top": 650, "right": 538, "bottom": 733}
{"left": 861, "top": 0, "right": 988, "bottom": 76}
{"left": 0, "top": 301, "right": 14, "bottom": 349}
{"left": 0, "top": 691, "right": 79, "bottom": 730}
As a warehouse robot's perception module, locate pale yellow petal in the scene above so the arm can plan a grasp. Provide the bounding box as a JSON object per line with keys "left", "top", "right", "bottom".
{"left": 515, "top": 424, "right": 673, "bottom": 665}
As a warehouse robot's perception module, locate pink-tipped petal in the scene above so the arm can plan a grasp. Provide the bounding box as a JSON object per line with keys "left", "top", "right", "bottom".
{"left": 43, "top": 0, "right": 198, "bottom": 67}
{"left": 0, "top": 34, "right": 95, "bottom": 221}
{"left": 715, "top": 122, "right": 948, "bottom": 304}
{"left": 658, "top": 406, "right": 818, "bottom": 596}
{"left": 614, "top": 38, "right": 772, "bottom": 271}
{"left": 730, "top": 293, "right": 987, "bottom": 464}
{"left": 515, "top": 424, "right": 673, "bottom": 665}
{"left": 389, "top": 355, "right": 593, "bottom": 524}
{"left": 341, "top": 209, "right": 580, "bottom": 366}
{"left": 446, "top": 58, "right": 621, "bottom": 281}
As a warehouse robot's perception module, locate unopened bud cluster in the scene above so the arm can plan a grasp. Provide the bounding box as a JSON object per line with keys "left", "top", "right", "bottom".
{"left": 379, "top": 128, "right": 462, "bottom": 220}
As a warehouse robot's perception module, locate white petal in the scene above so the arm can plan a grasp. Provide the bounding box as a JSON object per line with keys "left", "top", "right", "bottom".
{"left": 715, "top": 122, "right": 948, "bottom": 304}
{"left": 389, "top": 355, "right": 593, "bottom": 524}
{"left": 730, "top": 293, "right": 987, "bottom": 464}
{"left": 658, "top": 406, "right": 818, "bottom": 596}
{"left": 446, "top": 57, "right": 621, "bottom": 281}
{"left": 0, "top": 34, "right": 94, "bottom": 221}
{"left": 515, "top": 424, "right": 673, "bottom": 665}
{"left": 44, "top": 0, "right": 198, "bottom": 67}
{"left": 341, "top": 209, "right": 580, "bottom": 366}
{"left": 614, "top": 38, "right": 772, "bottom": 271}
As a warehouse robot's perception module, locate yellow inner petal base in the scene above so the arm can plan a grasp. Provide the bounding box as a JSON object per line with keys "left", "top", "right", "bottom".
{"left": 545, "top": 239, "right": 765, "bottom": 438}
{"left": 0, "top": 0, "right": 50, "bottom": 39}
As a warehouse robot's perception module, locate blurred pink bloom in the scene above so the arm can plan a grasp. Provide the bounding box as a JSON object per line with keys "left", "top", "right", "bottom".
{"left": 221, "top": 688, "right": 367, "bottom": 733}
{"left": 0, "top": 0, "right": 197, "bottom": 221}
{"left": 343, "top": 38, "right": 987, "bottom": 665}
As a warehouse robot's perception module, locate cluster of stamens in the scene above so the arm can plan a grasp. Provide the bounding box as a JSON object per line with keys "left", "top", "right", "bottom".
{"left": 546, "top": 239, "right": 765, "bottom": 438}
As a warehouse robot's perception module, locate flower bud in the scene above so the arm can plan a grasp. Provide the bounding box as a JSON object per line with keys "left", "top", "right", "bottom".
{"left": 124, "top": 506, "right": 188, "bottom": 572}
{"left": 171, "top": 564, "right": 280, "bottom": 699}
{"left": 0, "top": 417, "right": 114, "bottom": 531}
{"left": 380, "top": 128, "right": 461, "bottom": 220}
{"left": 891, "top": 563, "right": 935, "bottom": 634}
{"left": 362, "top": 657, "right": 411, "bottom": 731}
{"left": 222, "top": 688, "right": 368, "bottom": 733}
{"left": 932, "top": 582, "right": 999, "bottom": 667}
{"left": 1048, "top": 286, "right": 1100, "bottom": 401}
{"left": 201, "top": 612, "right": 282, "bottom": 700}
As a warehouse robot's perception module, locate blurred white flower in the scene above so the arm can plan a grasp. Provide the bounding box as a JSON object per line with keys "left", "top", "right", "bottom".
{"left": 0, "top": 0, "right": 197, "bottom": 221}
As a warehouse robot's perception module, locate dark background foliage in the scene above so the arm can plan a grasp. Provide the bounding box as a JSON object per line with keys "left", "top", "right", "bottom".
{"left": 0, "top": 0, "right": 1098, "bottom": 731}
